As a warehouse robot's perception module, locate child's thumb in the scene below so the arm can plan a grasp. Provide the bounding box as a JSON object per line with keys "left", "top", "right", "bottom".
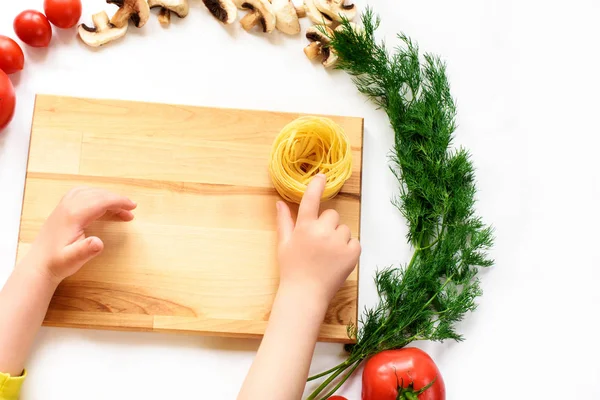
{"left": 62, "top": 237, "right": 104, "bottom": 269}
{"left": 276, "top": 201, "right": 294, "bottom": 243}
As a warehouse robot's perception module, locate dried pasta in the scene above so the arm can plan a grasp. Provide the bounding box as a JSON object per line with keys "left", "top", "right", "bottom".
{"left": 269, "top": 116, "right": 352, "bottom": 204}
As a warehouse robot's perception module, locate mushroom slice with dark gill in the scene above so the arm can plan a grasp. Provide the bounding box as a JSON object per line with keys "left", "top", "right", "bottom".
{"left": 321, "top": 46, "right": 338, "bottom": 68}
{"left": 78, "top": 11, "right": 128, "bottom": 47}
{"left": 203, "top": 0, "right": 237, "bottom": 24}
{"left": 304, "top": 25, "right": 338, "bottom": 68}
{"left": 148, "top": 0, "right": 189, "bottom": 25}
{"left": 106, "top": 0, "right": 151, "bottom": 28}
{"left": 240, "top": 0, "right": 276, "bottom": 33}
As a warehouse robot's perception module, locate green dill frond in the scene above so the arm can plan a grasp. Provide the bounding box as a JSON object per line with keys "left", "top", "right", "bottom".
{"left": 307, "top": 9, "right": 495, "bottom": 399}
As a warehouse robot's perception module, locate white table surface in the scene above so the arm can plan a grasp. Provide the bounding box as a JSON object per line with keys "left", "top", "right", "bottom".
{"left": 1, "top": 0, "right": 599, "bottom": 398}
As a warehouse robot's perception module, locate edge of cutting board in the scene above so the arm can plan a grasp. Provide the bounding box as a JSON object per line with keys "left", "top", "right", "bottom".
{"left": 42, "top": 311, "right": 356, "bottom": 343}
{"left": 31, "top": 93, "right": 367, "bottom": 125}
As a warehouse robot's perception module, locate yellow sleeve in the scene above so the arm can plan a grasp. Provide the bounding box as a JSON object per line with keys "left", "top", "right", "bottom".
{"left": 0, "top": 370, "right": 26, "bottom": 400}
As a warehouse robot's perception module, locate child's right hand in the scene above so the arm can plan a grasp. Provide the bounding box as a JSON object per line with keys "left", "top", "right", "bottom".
{"left": 23, "top": 187, "right": 137, "bottom": 284}
{"left": 275, "top": 174, "right": 361, "bottom": 307}
{"left": 239, "top": 175, "right": 361, "bottom": 399}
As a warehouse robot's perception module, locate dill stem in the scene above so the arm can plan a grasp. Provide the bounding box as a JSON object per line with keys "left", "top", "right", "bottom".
{"left": 306, "top": 362, "right": 350, "bottom": 400}
{"left": 318, "top": 360, "right": 362, "bottom": 400}
{"left": 407, "top": 249, "right": 419, "bottom": 268}
{"left": 403, "top": 248, "right": 421, "bottom": 274}
{"left": 423, "top": 274, "right": 454, "bottom": 309}
{"left": 307, "top": 359, "right": 352, "bottom": 381}
{"left": 417, "top": 238, "right": 438, "bottom": 251}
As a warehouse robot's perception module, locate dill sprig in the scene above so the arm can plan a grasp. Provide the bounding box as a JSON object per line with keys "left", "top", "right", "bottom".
{"left": 307, "top": 9, "right": 494, "bottom": 399}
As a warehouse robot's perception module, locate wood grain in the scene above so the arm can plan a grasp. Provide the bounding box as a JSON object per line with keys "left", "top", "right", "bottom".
{"left": 17, "top": 94, "right": 364, "bottom": 342}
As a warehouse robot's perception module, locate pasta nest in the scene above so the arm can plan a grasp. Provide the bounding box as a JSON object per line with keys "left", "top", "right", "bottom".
{"left": 269, "top": 116, "right": 353, "bottom": 204}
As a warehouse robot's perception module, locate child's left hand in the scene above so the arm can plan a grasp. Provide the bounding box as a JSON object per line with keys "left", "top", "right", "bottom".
{"left": 24, "top": 187, "right": 137, "bottom": 284}
{"left": 0, "top": 187, "right": 136, "bottom": 378}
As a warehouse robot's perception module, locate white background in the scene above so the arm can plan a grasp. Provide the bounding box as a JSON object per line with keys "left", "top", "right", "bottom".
{"left": 1, "top": 0, "right": 599, "bottom": 398}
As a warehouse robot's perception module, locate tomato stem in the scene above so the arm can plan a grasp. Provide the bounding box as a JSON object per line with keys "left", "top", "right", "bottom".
{"left": 395, "top": 376, "right": 437, "bottom": 400}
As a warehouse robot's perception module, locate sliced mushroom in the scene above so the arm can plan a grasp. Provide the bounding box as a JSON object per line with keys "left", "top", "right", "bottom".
{"left": 302, "top": 0, "right": 333, "bottom": 26}
{"left": 272, "top": 0, "right": 301, "bottom": 35}
{"left": 321, "top": 46, "right": 338, "bottom": 68}
{"left": 239, "top": 0, "right": 276, "bottom": 33}
{"left": 78, "top": 11, "right": 128, "bottom": 47}
{"left": 303, "top": 42, "right": 322, "bottom": 60}
{"left": 295, "top": 5, "right": 307, "bottom": 18}
{"left": 306, "top": 24, "right": 332, "bottom": 45}
{"left": 304, "top": 25, "right": 338, "bottom": 68}
{"left": 203, "top": 0, "right": 237, "bottom": 24}
{"left": 148, "top": 0, "right": 189, "bottom": 26}
{"left": 158, "top": 7, "right": 171, "bottom": 24}
{"left": 106, "top": 0, "right": 151, "bottom": 28}
{"left": 313, "top": 0, "right": 356, "bottom": 22}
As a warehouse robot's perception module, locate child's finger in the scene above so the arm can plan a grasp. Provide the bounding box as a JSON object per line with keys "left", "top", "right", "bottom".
{"left": 298, "top": 174, "right": 326, "bottom": 222}
{"left": 276, "top": 201, "right": 294, "bottom": 244}
{"left": 115, "top": 209, "right": 135, "bottom": 221}
{"left": 81, "top": 192, "right": 137, "bottom": 225}
{"left": 85, "top": 189, "right": 136, "bottom": 209}
{"left": 97, "top": 209, "right": 135, "bottom": 222}
{"left": 336, "top": 224, "right": 352, "bottom": 243}
{"left": 320, "top": 209, "right": 340, "bottom": 228}
{"left": 348, "top": 238, "right": 362, "bottom": 258}
{"left": 62, "top": 236, "right": 104, "bottom": 268}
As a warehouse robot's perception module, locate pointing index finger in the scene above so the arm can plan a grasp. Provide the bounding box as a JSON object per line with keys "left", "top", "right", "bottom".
{"left": 298, "top": 174, "right": 326, "bottom": 221}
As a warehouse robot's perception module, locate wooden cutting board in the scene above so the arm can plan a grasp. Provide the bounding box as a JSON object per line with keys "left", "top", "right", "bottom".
{"left": 16, "top": 95, "right": 363, "bottom": 342}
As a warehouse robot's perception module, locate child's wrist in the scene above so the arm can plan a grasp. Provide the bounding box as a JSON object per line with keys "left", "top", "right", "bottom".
{"left": 277, "top": 281, "right": 330, "bottom": 317}
{"left": 17, "top": 253, "right": 62, "bottom": 288}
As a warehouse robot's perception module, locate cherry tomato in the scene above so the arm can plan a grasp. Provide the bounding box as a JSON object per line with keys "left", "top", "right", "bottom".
{"left": 44, "top": 0, "right": 82, "bottom": 29}
{"left": 0, "top": 36, "right": 24, "bottom": 74}
{"left": 14, "top": 10, "right": 53, "bottom": 48}
{"left": 0, "top": 70, "right": 16, "bottom": 130}
{"left": 328, "top": 397, "right": 349, "bottom": 400}
{"left": 362, "top": 348, "right": 445, "bottom": 400}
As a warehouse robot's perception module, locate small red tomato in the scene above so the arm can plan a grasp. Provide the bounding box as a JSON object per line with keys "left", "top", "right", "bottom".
{"left": 0, "top": 70, "right": 16, "bottom": 130}
{"left": 14, "top": 10, "right": 53, "bottom": 48}
{"left": 0, "top": 36, "right": 24, "bottom": 74}
{"left": 328, "top": 397, "right": 349, "bottom": 400}
{"left": 44, "top": 0, "right": 82, "bottom": 29}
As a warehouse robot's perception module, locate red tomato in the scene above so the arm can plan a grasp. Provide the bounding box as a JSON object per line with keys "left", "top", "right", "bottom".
{"left": 44, "top": 0, "right": 82, "bottom": 29}
{"left": 0, "top": 36, "right": 24, "bottom": 74}
{"left": 0, "top": 70, "right": 16, "bottom": 130}
{"left": 14, "top": 10, "right": 53, "bottom": 48}
{"left": 328, "top": 397, "right": 349, "bottom": 400}
{"left": 362, "top": 348, "right": 445, "bottom": 400}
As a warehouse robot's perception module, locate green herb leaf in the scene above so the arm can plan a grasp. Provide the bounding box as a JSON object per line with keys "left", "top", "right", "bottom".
{"left": 307, "top": 9, "right": 494, "bottom": 399}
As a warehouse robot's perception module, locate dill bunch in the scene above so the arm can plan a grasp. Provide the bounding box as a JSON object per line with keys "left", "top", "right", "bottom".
{"left": 307, "top": 9, "right": 494, "bottom": 399}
